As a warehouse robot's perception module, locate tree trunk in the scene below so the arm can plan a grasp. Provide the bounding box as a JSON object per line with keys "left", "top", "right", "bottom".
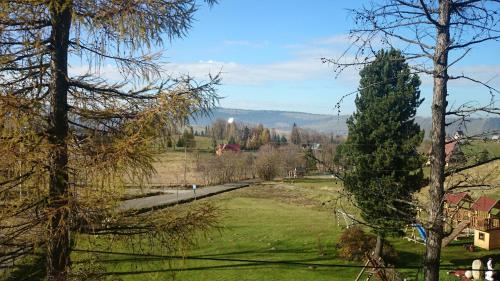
{"left": 424, "top": 1, "right": 450, "bottom": 281}
{"left": 374, "top": 235, "right": 384, "bottom": 258}
{"left": 47, "top": 1, "right": 72, "bottom": 280}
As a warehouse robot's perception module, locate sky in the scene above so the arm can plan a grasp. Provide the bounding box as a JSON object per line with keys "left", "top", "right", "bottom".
{"left": 82, "top": 0, "right": 500, "bottom": 117}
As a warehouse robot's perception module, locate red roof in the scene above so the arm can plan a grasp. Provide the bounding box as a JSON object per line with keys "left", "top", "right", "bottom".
{"left": 471, "top": 196, "right": 500, "bottom": 213}
{"left": 216, "top": 144, "right": 241, "bottom": 155}
{"left": 444, "top": 192, "right": 471, "bottom": 205}
{"left": 445, "top": 140, "right": 458, "bottom": 162}
{"left": 221, "top": 144, "right": 240, "bottom": 151}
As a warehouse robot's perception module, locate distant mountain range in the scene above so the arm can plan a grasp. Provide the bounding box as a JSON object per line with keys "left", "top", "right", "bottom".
{"left": 191, "top": 107, "right": 500, "bottom": 138}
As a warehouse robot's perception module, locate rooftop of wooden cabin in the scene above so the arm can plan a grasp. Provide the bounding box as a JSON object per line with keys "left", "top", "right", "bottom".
{"left": 471, "top": 196, "right": 500, "bottom": 213}
{"left": 444, "top": 192, "right": 473, "bottom": 206}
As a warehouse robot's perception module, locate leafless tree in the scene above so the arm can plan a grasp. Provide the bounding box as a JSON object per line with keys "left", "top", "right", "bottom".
{"left": 323, "top": 1, "right": 500, "bottom": 280}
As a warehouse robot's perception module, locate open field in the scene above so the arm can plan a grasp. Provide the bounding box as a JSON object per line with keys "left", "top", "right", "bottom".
{"left": 68, "top": 178, "right": 500, "bottom": 281}
{"left": 3, "top": 142, "right": 499, "bottom": 281}
{"left": 148, "top": 151, "right": 205, "bottom": 187}
{"left": 144, "top": 136, "right": 216, "bottom": 187}
{"left": 462, "top": 140, "right": 500, "bottom": 157}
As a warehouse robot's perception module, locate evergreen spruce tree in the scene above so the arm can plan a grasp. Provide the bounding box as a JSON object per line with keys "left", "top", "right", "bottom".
{"left": 291, "top": 123, "right": 301, "bottom": 145}
{"left": 339, "top": 49, "right": 424, "bottom": 257}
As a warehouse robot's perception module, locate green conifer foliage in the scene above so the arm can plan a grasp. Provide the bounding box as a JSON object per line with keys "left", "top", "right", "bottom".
{"left": 340, "top": 49, "right": 425, "bottom": 239}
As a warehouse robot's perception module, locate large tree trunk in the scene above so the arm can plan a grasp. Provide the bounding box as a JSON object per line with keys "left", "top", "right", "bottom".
{"left": 47, "top": 1, "right": 72, "bottom": 280}
{"left": 424, "top": 1, "right": 450, "bottom": 281}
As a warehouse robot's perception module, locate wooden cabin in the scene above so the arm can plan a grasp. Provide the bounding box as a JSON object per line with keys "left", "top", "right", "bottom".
{"left": 444, "top": 192, "right": 473, "bottom": 226}
{"left": 471, "top": 196, "right": 500, "bottom": 250}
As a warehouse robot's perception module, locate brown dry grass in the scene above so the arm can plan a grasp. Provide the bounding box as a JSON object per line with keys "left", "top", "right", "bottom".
{"left": 147, "top": 151, "right": 206, "bottom": 187}
{"left": 415, "top": 159, "right": 500, "bottom": 203}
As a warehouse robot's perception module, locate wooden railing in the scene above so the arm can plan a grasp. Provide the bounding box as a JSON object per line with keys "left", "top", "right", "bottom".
{"left": 471, "top": 217, "right": 500, "bottom": 231}
{"left": 456, "top": 209, "right": 472, "bottom": 221}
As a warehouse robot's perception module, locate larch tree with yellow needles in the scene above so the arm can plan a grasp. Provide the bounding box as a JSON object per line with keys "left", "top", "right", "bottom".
{"left": 0, "top": 0, "right": 220, "bottom": 280}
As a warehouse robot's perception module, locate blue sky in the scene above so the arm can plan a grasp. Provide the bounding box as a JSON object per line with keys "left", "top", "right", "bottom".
{"left": 77, "top": 0, "right": 500, "bottom": 117}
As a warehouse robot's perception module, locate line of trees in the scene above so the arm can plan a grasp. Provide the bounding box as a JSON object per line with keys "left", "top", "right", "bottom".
{"left": 207, "top": 119, "right": 288, "bottom": 149}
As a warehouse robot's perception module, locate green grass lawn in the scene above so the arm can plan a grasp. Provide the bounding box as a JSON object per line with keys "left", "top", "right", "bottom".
{"left": 68, "top": 180, "right": 500, "bottom": 281}
{"left": 463, "top": 140, "right": 500, "bottom": 157}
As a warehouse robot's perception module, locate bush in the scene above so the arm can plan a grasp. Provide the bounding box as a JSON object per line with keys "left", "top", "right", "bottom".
{"left": 255, "top": 144, "right": 306, "bottom": 180}
{"left": 255, "top": 144, "right": 281, "bottom": 180}
{"left": 338, "top": 226, "right": 398, "bottom": 263}
{"left": 197, "top": 152, "right": 253, "bottom": 185}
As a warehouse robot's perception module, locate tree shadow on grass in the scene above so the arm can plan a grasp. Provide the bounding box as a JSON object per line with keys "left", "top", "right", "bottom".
{"left": 448, "top": 252, "right": 500, "bottom": 269}
{"left": 394, "top": 250, "right": 424, "bottom": 281}
{"left": 73, "top": 248, "right": 354, "bottom": 277}
{"left": 3, "top": 254, "right": 46, "bottom": 281}
{"left": 102, "top": 262, "right": 287, "bottom": 276}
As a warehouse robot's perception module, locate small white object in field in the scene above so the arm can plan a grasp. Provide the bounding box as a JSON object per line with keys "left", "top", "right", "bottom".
{"left": 472, "top": 259, "right": 484, "bottom": 280}
{"left": 485, "top": 270, "right": 494, "bottom": 281}
{"left": 227, "top": 117, "right": 234, "bottom": 124}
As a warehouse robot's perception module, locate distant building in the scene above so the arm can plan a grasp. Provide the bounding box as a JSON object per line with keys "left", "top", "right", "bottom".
{"left": 216, "top": 144, "right": 241, "bottom": 156}
{"left": 454, "top": 130, "right": 465, "bottom": 140}
{"left": 445, "top": 139, "right": 459, "bottom": 163}
{"left": 301, "top": 143, "right": 321, "bottom": 150}
{"left": 426, "top": 138, "right": 463, "bottom": 166}
{"left": 492, "top": 135, "right": 499, "bottom": 142}
{"left": 287, "top": 167, "right": 305, "bottom": 178}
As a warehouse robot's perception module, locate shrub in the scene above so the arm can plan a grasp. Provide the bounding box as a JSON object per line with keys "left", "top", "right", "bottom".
{"left": 255, "top": 144, "right": 306, "bottom": 180}
{"left": 255, "top": 144, "right": 280, "bottom": 180}
{"left": 338, "top": 226, "right": 398, "bottom": 263}
{"left": 197, "top": 152, "right": 253, "bottom": 185}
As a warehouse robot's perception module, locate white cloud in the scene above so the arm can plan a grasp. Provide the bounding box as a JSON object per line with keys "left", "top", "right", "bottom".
{"left": 313, "top": 34, "right": 352, "bottom": 45}
{"left": 160, "top": 56, "right": 365, "bottom": 87}
{"left": 68, "top": 34, "right": 500, "bottom": 92}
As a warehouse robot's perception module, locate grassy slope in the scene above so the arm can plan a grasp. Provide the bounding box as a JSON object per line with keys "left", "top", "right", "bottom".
{"left": 5, "top": 142, "right": 499, "bottom": 280}
{"left": 462, "top": 140, "right": 500, "bottom": 157}
{"left": 71, "top": 178, "right": 500, "bottom": 281}
{"left": 73, "top": 186, "right": 360, "bottom": 281}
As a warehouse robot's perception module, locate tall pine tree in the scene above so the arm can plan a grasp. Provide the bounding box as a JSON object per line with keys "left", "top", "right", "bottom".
{"left": 339, "top": 49, "right": 424, "bottom": 257}
{"left": 291, "top": 123, "right": 301, "bottom": 145}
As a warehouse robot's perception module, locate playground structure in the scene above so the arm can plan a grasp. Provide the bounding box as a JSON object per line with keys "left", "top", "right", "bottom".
{"left": 405, "top": 224, "right": 427, "bottom": 245}
{"left": 443, "top": 193, "right": 500, "bottom": 250}
{"left": 404, "top": 192, "right": 500, "bottom": 250}
{"left": 444, "top": 192, "right": 474, "bottom": 225}
{"left": 470, "top": 196, "right": 500, "bottom": 250}
{"left": 335, "top": 209, "right": 357, "bottom": 229}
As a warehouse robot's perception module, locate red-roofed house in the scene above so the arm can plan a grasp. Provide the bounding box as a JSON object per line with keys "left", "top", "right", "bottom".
{"left": 471, "top": 196, "right": 500, "bottom": 250}
{"left": 445, "top": 140, "right": 458, "bottom": 162}
{"left": 216, "top": 144, "right": 241, "bottom": 156}
{"left": 426, "top": 138, "right": 464, "bottom": 166}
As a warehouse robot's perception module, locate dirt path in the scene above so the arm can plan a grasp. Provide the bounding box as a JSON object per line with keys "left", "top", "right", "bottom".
{"left": 118, "top": 179, "right": 261, "bottom": 213}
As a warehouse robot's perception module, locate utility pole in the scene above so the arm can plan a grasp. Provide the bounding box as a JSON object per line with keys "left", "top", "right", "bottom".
{"left": 184, "top": 144, "right": 187, "bottom": 187}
